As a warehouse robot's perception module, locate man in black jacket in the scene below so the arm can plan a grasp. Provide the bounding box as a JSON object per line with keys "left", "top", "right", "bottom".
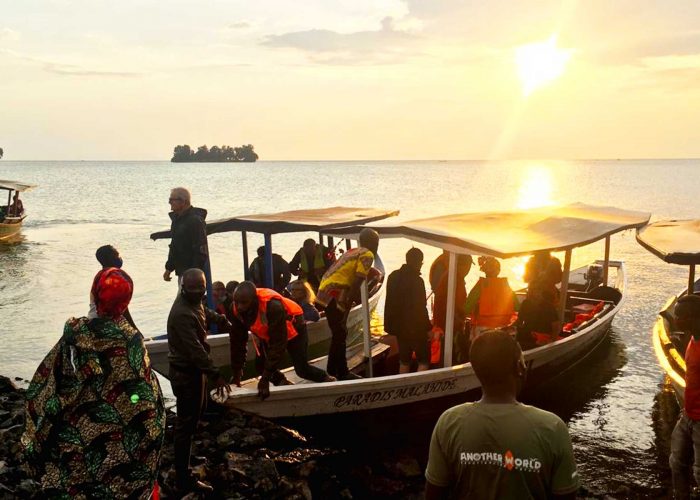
{"left": 163, "top": 187, "right": 209, "bottom": 284}
{"left": 167, "top": 268, "right": 231, "bottom": 494}
{"left": 384, "top": 247, "right": 432, "bottom": 373}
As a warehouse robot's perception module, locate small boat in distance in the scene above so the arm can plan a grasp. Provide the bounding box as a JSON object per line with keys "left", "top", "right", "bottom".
{"left": 0, "top": 180, "right": 36, "bottom": 242}
{"left": 146, "top": 206, "right": 399, "bottom": 377}
{"left": 216, "top": 203, "right": 650, "bottom": 419}
{"left": 637, "top": 219, "right": 700, "bottom": 402}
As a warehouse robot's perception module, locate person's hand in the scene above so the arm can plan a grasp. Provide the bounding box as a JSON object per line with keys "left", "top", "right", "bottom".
{"left": 230, "top": 369, "right": 243, "bottom": 388}
{"left": 214, "top": 376, "right": 231, "bottom": 400}
{"left": 257, "top": 376, "right": 271, "bottom": 401}
{"left": 163, "top": 270, "right": 172, "bottom": 282}
{"left": 219, "top": 318, "right": 233, "bottom": 332}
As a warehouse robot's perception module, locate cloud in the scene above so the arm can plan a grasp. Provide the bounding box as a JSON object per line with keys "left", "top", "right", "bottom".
{"left": 229, "top": 21, "right": 251, "bottom": 30}
{"left": 1, "top": 49, "right": 145, "bottom": 77}
{"left": 0, "top": 28, "right": 20, "bottom": 41}
{"left": 261, "top": 16, "right": 417, "bottom": 62}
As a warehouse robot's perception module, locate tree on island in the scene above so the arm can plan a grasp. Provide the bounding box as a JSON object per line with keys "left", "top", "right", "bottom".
{"left": 0, "top": 148, "right": 3, "bottom": 159}
{"left": 171, "top": 144, "right": 258, "bottom": 162}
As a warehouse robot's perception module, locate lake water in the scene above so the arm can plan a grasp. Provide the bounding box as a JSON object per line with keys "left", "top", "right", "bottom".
{"left": 0, "top": 159, "right": 696, "bottom": 495}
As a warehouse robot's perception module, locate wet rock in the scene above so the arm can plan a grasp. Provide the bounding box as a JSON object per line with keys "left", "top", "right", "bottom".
{"left": 241, "top": 433, "right": 266, "bottom": 449}
{"left": 16, "top": 478, "right": 40, "bottom": 496}
{"left": 383, "top": 456, "right": 422, "bottom": 479}
{"left": 0, "top": 377, "right": 18, "bottom": 394}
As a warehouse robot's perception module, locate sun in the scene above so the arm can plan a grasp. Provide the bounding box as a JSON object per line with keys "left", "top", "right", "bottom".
{"left": 515, "top": 35, "right": 572, "bottom": 96}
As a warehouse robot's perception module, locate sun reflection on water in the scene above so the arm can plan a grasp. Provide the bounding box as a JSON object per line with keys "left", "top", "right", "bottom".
{"left": 517, "top": 165, "right": 556, "bottom": 209}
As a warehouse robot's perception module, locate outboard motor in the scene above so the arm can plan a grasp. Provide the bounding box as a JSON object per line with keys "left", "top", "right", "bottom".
{"left": 583, "top": 264, "right": 604, "bottom": 292}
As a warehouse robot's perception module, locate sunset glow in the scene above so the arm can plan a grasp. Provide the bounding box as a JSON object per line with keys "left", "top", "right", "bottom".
{"left": 515, "top": 36, "right": 573, "bottom": 96}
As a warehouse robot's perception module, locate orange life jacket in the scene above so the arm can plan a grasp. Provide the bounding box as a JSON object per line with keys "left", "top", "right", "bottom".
{"left": 233, "top": 288, "right": 302, "bottom": 342}
{"left": 473, "top": 277, "right": 515, "bottom": 328}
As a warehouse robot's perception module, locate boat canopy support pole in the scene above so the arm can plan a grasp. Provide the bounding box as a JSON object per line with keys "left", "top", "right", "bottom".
{"left": 242, "top": 231, "right": 250, "bottom": 280}
{"left": 346, "top": 239, "right": 352, "bottom": 251}
{"left": 327, "top": 236, "right": 334, "bottom": 250}
{"left": 361, "top": 280, "right": 373, "bottom": 377}
{"left": 558, "top": 249, "right": 573, "bottom": 326}
{"left": 690, "top": 265, "right": 696, "bottom": 295}
{"left": 443, "top": 252, "right": 457, "bottom": 368}
{"left": 603, "top": 236, "right": 610, "bottom": 286}
{"left": 264, "top": 233, "right": 274, "bottom": 289}
{"left": 204, "top": 256, "right": 217, "bottom": 332}
{"left": 319, "top": 233, "right": 323, "bottom": 246}
{"left": 6, "top": 190, "right": 11, "bottom": 214}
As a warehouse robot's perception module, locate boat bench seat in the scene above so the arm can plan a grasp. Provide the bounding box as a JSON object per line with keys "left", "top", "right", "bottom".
{"left": 569, "top": 302, "right": 614, "bottom": 334}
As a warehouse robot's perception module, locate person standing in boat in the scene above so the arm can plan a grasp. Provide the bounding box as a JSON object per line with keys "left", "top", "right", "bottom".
{"left": 9, "top": 191, "right": 23, "bottom": 217}
{"left": 315, "top": 228, "right": 380, "bottom": 380}
{"left": 229, "top": 281, "right": 334, "bottom": 400}
{"left": 162, "top": 187, "right": 209, "bottom": 285}
{"left": 465, "top": 257, "right": 518, "bottom": 341}
{"left": 384, "top": 247, "right": 432, "bottom": 373}
{"left": 524, "top": 251, "right": 562, "bottom": 296}
{"left": 249, "top": 245, "right": 292, "bottom": 293}
{"left": 289, "top": 238, "right": 333, "bottom": 291}
{"left": 429, "top": 249, "right": 450, "bottom": 292}
{"left": 425, "top": 330, "right": 579, "bottom": 499}
{"left": 669, "top": 294, "right": 700, "bottom": 499}
{"left": 167, "top": 268, "right": 232, "bottom": 495}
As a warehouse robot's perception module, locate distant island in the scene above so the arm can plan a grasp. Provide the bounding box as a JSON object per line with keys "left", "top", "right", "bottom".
{"left": 171, "top": 144, "right": 258, "bottom": 163}
{"left": 0, "top": 148, "right": 4, "bottom": 159}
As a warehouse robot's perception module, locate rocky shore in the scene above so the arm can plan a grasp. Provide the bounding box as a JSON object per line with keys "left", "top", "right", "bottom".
{"left": 0, "top": 375, "right": 426, "bottom": 499}
{"left": 0, "top": 375, "right": 667, "bottom": 499}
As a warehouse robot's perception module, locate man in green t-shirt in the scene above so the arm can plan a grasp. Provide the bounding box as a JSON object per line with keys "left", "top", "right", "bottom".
{"left": 425, "top": 330, "right": 579, "bottom": 499}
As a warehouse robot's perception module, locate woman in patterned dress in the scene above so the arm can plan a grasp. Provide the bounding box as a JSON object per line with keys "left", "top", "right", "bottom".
{"left": 22, "top": 267, "right": 165, "bottom": 499}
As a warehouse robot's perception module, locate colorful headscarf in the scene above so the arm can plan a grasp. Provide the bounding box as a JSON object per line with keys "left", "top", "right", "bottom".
{"left": 91, "top": 267, "right": 133, "bottom": 319}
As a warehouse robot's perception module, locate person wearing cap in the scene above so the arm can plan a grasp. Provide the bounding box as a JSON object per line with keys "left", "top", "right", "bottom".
{"left": 384, "top": 247, "right": 433, "bottom": 373}
{"left": 316, "top": 228, "right": 380, "bottom": 380}
{"left": 289, "top": 238, "right": 334, "bottom": 291}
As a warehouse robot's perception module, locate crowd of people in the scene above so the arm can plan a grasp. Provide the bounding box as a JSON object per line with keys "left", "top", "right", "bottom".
{"left": 19, "top": 185, "right": 700, "bottom": 498}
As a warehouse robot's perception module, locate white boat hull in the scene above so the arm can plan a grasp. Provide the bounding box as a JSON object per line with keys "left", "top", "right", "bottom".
{"left": 145, "top": 278, "right": 384, "bottom": 377}
{"left": 220, "top": 261, "right": 626, "bottom": 418}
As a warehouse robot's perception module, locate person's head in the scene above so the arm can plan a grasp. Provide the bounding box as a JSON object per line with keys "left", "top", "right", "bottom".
{"left": 169, "top": 187, "right": 191, "bottom": 215}
{"left": 12, "top": 192, "right": 19, "bottom": 201}
{"left": 457, "top": 254, "right": 473, "bottom": 278}
{"left": 225, "top": 280, "right": 239, "bottom": 298}
{"left": 470, "top": 330, "right": 526, "bottom": 396}
{"left": 405, "top": 247, "right": 424, "bottom": 272}
{"left": 213, "top": 281, "right": 226, "bottom": 304}
{"left": 675, "top": 294, "right": 700, "bottom": 339}
{"left": 233, "top": 280, "right": 258, "bottom": 314}
{"left": 257, "top": 246, "right": 266, "bottom": 258}
{"left": 181, "top": 268, "right": 206, "bottom": 304}
{"left": 91, "top": 268, "right": 134, "bottom": 319}
{"left": 359, "top": 228, "right": 380, "bottom": 255}
{"left": 303, "top": 238, "right": 317, "bottom": 256}
{"left": 481, "top": 257, "right": 501, "bottom": 278}
{"left": 95, "top": 245, "right": 122, "bottom": 269}
{"left": 289, "top": 279, "right": 315, "bottom": 304}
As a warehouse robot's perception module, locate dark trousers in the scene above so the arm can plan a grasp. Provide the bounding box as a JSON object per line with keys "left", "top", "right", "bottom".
{"left": 169, "top": 366, "right": 206, "bottom": 488}
{"left": 325, "top": 299, "right": 350, "bottom": 378}
{"left": 259, "top": 320, "right": 328, "bottom": 384}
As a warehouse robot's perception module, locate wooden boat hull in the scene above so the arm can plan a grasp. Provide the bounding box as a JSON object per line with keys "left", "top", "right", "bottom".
{"left": 0, "top": 218, "right": 24, "bottom": 241}
{"left": 652, "top": 293, "right": 686, "bottom": 404}
{"left": 144, "top": 255, "right": 386, "bottom": 378}
{"left": 219, "top": 261, "right": 625, "bottom": 418}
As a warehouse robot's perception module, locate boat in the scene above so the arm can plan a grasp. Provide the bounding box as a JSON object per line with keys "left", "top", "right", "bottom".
{"left": 637, "top": 219, "right": 700, "bottom": 402}
{"left": 215, "top": 203, "right": 650, "bottom": 418}
{"left": 0, "top": 180, "right": 36, "bottom": 241}
{"left": 146, "top": 206, "right": 399, "bottom": 377}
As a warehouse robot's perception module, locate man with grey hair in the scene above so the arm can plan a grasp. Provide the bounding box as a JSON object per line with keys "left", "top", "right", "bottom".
{"left": 163, "top": 187, "right": 209, "bottom": 284}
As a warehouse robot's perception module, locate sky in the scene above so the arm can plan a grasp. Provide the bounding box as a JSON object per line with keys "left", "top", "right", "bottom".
{"left": 2, "top": 0, "right": 700, "bottom": 160}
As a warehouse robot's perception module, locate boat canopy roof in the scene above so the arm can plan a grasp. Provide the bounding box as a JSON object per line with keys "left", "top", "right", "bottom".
{"left": 0, "top": 180, "right": 37, "bottom": 193}
{"left": 636, "top": 220, "right": 700, "bottom": 265}
{"left": 328, "top": 203, "right": 650, "bottom": 258}
{"left": 150, "top": 206, "right": 399, "bottom": 240}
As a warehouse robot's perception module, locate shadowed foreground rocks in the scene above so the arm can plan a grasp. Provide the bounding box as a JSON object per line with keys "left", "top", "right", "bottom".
{"left": 0, "top": 375, "right": 425, "bottom": 499}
